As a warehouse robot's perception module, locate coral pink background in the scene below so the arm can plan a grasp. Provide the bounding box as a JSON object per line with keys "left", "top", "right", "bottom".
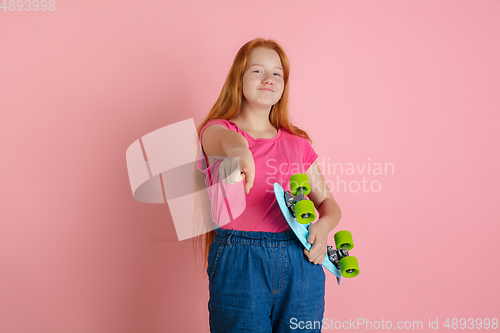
{"left": 1, "top": 0, "right": 499, "bottom": 332}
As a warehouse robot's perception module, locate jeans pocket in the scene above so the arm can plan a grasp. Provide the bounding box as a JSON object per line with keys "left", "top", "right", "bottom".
{"left": 207, "top": 242, "right": 223, "bottom": 283}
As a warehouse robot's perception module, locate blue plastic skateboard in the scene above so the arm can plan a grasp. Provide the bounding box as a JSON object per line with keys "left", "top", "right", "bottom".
{"left": 273, "top": 174, "right": 359, "bottom": 285}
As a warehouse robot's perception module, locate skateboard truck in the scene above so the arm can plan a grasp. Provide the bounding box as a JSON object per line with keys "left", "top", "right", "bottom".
{"left": 284, "top": 177, "right": 317, "bottom": 224}
{"left": 283, "top": 190, "right": 306, "bottom": 218}
{"left": 327, "top": 245, "right": 355, "bottom": 274}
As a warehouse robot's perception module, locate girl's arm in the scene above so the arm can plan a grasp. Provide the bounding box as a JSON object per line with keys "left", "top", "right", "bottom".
{"left": 302, "top": 160, "right": 342, "bottom": 264}
{"left": 202, "top": 125, "right": 255, "bottom": 194}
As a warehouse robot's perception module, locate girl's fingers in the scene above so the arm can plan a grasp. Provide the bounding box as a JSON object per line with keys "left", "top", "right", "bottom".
{"left": 220, "top": 158, "right": 245, "bottom": 184}
{"left": 304, "top": 247, "right": 326, "bottom": 264}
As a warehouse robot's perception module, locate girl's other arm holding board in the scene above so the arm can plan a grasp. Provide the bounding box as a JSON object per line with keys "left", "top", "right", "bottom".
{"left": 303, "top": 161, "right": 342, "bottom": 264}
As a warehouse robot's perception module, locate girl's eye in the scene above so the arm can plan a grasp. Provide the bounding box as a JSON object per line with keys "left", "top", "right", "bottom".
{"left": 252, "top": 70, "right": 282, "bottom": 77}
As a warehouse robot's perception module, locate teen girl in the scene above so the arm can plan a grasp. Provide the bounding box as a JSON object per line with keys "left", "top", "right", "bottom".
{"left": 195, "top": 38, "right": 341, "bottom": 333}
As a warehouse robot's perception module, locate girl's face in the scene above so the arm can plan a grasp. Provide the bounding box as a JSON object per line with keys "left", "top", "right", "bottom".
{"left": 242, "top": 47, "right": 285, "bottom": 111}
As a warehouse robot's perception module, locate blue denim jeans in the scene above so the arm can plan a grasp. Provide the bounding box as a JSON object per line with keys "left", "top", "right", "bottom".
{"left": 207, "top": 228, "right": 326, "bottom": 332}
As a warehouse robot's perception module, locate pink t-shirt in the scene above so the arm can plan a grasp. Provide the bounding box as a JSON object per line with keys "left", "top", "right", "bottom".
{"left": 197, "top": 119, "right": 318, "bottom": 232}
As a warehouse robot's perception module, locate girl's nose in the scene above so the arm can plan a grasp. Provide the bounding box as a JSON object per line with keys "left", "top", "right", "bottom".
{"left": 263, "top": 74, "right": 274, "bottom": 84}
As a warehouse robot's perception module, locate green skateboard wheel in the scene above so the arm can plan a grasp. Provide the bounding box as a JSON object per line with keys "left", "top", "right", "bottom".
{"left": 339, "top": 256, "right": 359, "bottom": 278}
{"left": 334, "top": 230, "right": 354, "bottom": 251}
{"left": 294, "top": 200, "right": 316, "bottom": 224}
{"left": 289, "top": 173, "right": 311, "bottom": 196}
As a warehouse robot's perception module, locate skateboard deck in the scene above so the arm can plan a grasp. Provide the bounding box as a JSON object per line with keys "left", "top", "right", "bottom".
{"left": 274, "top": 182, "right": 342, "bottom": 284}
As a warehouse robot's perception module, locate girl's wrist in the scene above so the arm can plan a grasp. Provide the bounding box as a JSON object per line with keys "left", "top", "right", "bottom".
{"left": 315, "top": 216, "right": 336, "bottom": 233}
{"left": 314, "top": 198, "right": 341, "bottom": 233}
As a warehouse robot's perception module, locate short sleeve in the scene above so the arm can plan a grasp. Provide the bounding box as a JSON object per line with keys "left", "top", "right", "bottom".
{"left": 302, "top": 138, "right": 318, "bottom": 171}
{"left": 196, "top": 119, "right": 237, "bottom": 177}
{"left": 199, "top": 119, "right": 236, "bottom": 143}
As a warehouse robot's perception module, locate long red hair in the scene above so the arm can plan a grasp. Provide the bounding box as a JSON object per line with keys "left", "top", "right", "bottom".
{"left": 192, "top": 38, "right": 313, "bottom": 273}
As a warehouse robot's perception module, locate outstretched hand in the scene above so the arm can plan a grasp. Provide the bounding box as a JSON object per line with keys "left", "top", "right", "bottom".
{"left": 239, "top": 166, "right": 254, "bottom": 194}
{"left": 219, "top": 148, "right": 255, "bottom": 194}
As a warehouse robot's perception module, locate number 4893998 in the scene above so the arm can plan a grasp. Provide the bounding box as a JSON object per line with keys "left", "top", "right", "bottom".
{"left": 443, "top": 318, "right": 498, "bottom": 330}
{"left": 1, "top": 0, "right": 55, "bottom": 11}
